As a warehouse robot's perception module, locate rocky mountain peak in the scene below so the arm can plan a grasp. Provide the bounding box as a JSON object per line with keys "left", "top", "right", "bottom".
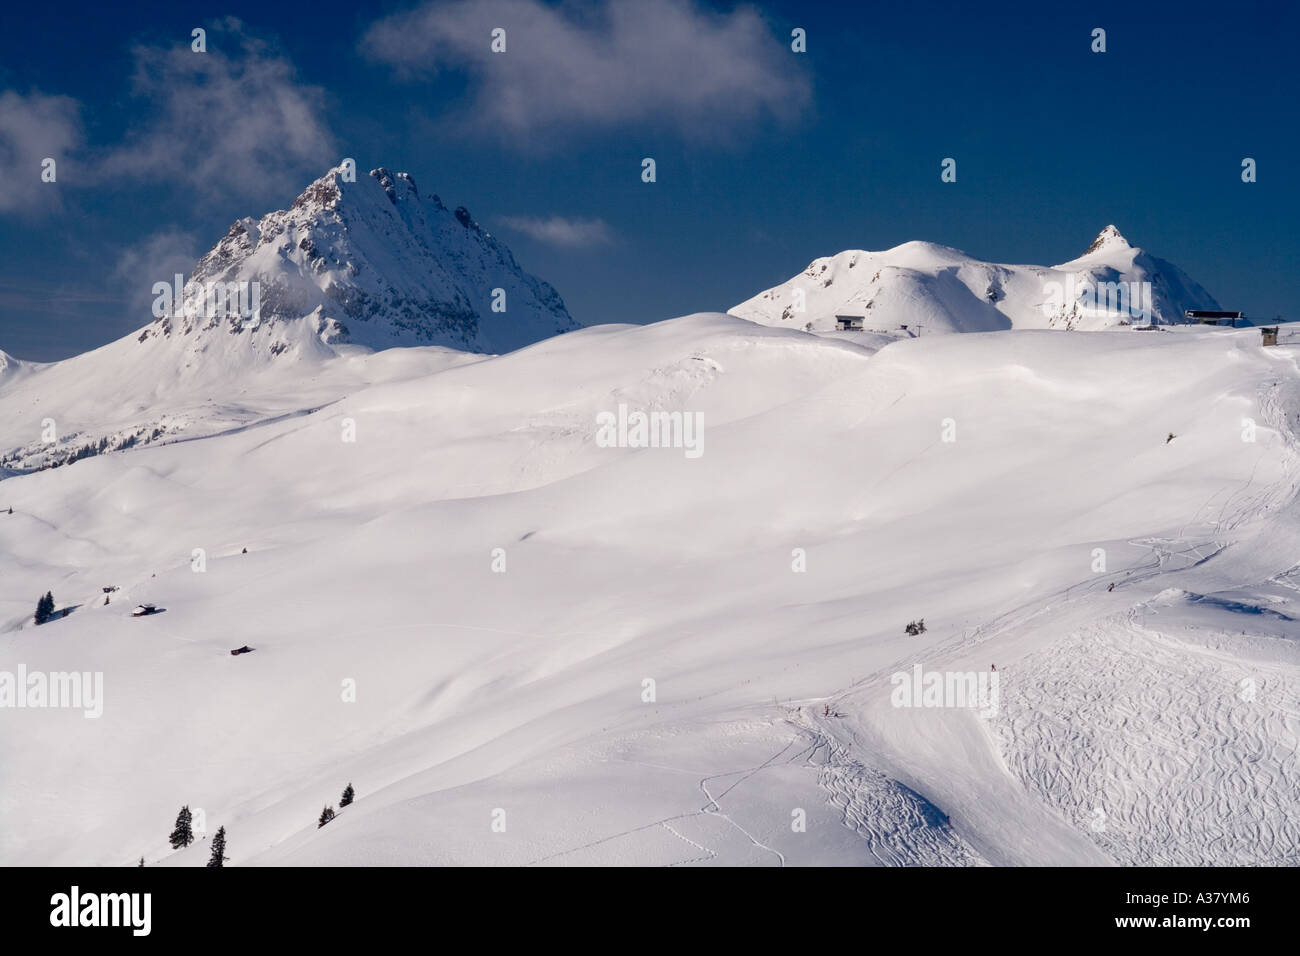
{"left": 1083, "top": 224, "right": 1131, "bottom": 256}
{"left": 136, "top": 164, "right": 578, "bottom": 356}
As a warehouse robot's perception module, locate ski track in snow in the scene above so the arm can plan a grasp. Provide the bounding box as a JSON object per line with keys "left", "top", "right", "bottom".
{"left": 660, "top": 821, "right": 718, "bottom": 866}
{"left": 524, "top": 729, "right": 982, "bottom": 866}
{"left": 523, "top": 740, "right": 796, "bottom": 866}
{"left": 697, "top": 742, "right": 790, "bottom": 866}
{"left": 992, "top": 614, "right": 1300, "bottom": 865}
{"left": 794, "top": 717, "right": 985, "bottom": 866}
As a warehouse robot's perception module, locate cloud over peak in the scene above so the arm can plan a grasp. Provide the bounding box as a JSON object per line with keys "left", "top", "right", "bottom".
{"left": 97, "top": 19, "right": 337, "bottom": 203}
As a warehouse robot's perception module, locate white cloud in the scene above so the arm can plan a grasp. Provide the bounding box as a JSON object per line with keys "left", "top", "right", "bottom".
{"left": 98, "top": 19, "right": 337, "bottom": 203}
{"left": 112, "top": 229, "right": 201, "bottom": 317}
{"left": 361, "top": 0, "right": 810, "bottom": 141}
{"left": 498, "top": 215, "right": 615, "bottom": 246}
{"left": 0, "top": 91, "right": 82, "bottom": 213}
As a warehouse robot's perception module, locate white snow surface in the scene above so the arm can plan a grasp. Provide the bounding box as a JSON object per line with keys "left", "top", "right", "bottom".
{"left": 1, "top": 312, "right": 1298, "bottom": 866}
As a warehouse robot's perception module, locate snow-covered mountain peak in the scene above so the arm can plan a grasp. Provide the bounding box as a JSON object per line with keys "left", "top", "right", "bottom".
{"left": 137, "top": 163, "right": 579, "bottom": 358}
{"left": 731, "top": 227, "right": 1220, "bottom": 335}
{"left": 1082, "top": 224, "right": 1131, "bottom": 256}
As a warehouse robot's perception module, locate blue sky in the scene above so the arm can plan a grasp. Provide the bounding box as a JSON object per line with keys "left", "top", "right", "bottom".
{"left": 0, "top": 0, "right": 1295, "bottom": 360}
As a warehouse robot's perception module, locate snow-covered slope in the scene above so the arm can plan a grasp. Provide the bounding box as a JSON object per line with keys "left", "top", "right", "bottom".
{"left": 2, "top": 314, "right": 1297, "bottom": 866}
{"left": 0, "top": 335, "right": 482, "bottom": 473}
{"left": 0, "top": 165, "right": 578, "bottom": 472}
{"left": 730, "top": 226, "right": 1221, "bottom": 335}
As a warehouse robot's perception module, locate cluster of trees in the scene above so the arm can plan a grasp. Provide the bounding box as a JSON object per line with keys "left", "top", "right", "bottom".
{"left": 165, "top": 805, "right": 227, "bottom": 867}
{"left": 155, "top": 785, "right": 354, "bottom": 866}
{"left": 43, "top": 428, "right": 167, "bottom": 471}
{"left": 904, "top": 618, "right": 927, "bottom": 636}
{"left": 34, "top": 592, "right": 55, "bottom": 625}
{"left": 64, "top": 436, "right": 111, "bottom": 465}
{"left": 319, "top": 782, "right": 356, "bottom": 829}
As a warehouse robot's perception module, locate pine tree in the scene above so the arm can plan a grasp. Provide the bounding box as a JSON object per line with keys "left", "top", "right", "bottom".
{"left": 339, "top": 783, "right": 355, "bottom": 808}
{"left": 138, "top": 857, "right": 145, "bottom": 867}
{"left": 206, "top": 827, "right": 227, "bottom": 868}
{"left": 34, "top": 592, "right": 54, "bottom": 625}
{"left": 169, "top": 805, "right": 194, "bottom": 849}
{"left": 318, "top": 805, "right": 335, "bottom": 828}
